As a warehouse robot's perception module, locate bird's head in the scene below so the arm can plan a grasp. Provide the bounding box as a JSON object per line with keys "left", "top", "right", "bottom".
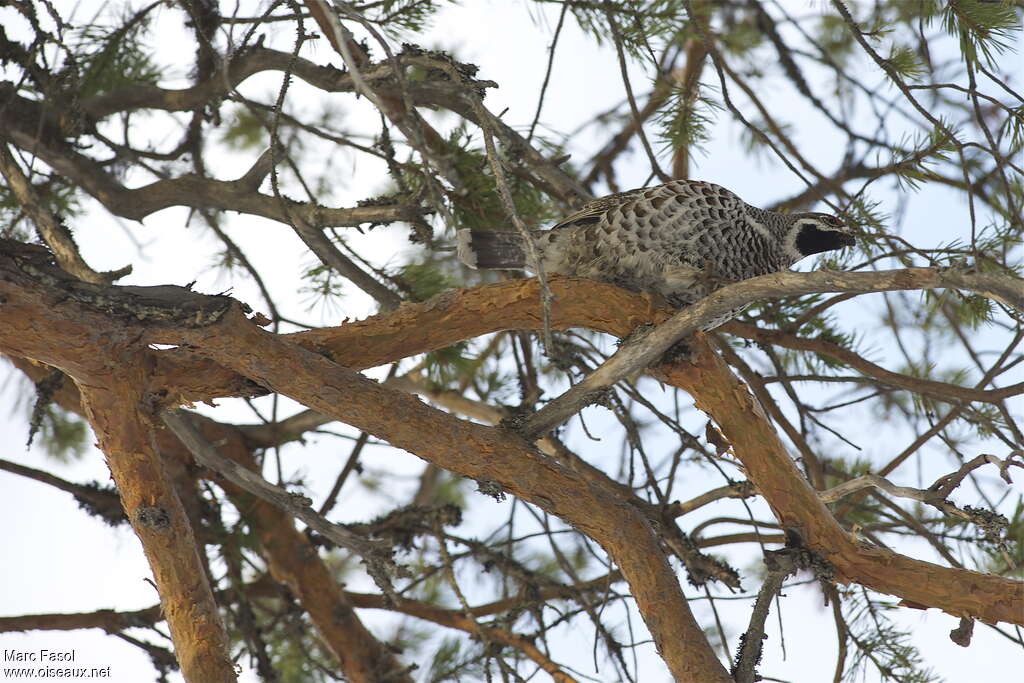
{"left": 786, "top": 212, "right": 856, "bottom": 259}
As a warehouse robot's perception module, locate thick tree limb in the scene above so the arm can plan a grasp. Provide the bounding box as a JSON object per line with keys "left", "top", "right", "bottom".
{"left": 8, "top": 360, "right": 415, "bottom": 679}
{"left": 77, "top": 379, "right": 236, "bottom": 683}
{"left": 147, "top": 268, "right": 1022, "bottom": 408}
{"left": 0, "top": 251, "right": 234, "bottom": 681}
{"left": 2, "top": 357, "right": 613, "bottom": 678}
{"left": 518, "top": 268, "right": 1023, "bottom": 439}
{"left": 147, "top": 276, "right": 671, "bottom": 402}
{"left": 660, "top": 340, "right": 1023, "bottom": 625}
{"left": 165, "top": 305, "right": 732, "bottom": 682}
{"left": 2, "top": 245, "right": 1021, "bottom": 675}
{"left": 158, "top": 274, "right": 1024, "bottom": 628}
{"left": 0, "top": 276, "right": 410, "bottom": 680}
{"left": 6, "top": 356, "right": 417, "bottom": 683}
{"left": 0, "top": 256, "right": 727, "bottom": 679}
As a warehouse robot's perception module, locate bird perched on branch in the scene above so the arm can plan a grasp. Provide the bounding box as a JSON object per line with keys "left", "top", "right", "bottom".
{"left": 457, "top": 179, "right": 855, "bottom": 326}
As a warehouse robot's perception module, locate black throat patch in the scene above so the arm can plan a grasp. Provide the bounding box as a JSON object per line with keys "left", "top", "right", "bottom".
{"left": 796, "top": 225, "right": 855, "bottom": 256}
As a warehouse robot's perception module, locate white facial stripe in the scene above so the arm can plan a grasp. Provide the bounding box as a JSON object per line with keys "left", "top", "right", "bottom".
{"left": 784, "top": 226, "right": 802, "bottom": 257}
{"left": 743, "top": 213, "right": 774, "bottom": 241}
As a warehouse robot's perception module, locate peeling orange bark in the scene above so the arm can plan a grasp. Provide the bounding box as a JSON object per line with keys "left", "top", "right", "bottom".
{"left": 171, "top": 305, "right": 732, "bottom": 683}
{"left": 0, "top": 249, "right": 237, "bottom": 683}
{"left": 154, "top": 277, "right": 1024, "bottom": 629}
{"left": 78, "top": 379, "right": 236, "bottom": 683}
{"left": 149, "top": 278, "right": 668, "bottom": 402}
{"left": 9, "top": 358, "right": 415, "bottom": 683}
{"left": 2, "top": 245, "right": 1021, "bottom": 681}
{"left": 658, "top": 339, "right": 1024, "bottom": 625}
{"left": 173, "top": 416, "right": 414, "bottom": 683}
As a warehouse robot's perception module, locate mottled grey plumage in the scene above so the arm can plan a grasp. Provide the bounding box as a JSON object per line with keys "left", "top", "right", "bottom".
{"left": 458, "top": 180, "right": 855, "bottom": 326}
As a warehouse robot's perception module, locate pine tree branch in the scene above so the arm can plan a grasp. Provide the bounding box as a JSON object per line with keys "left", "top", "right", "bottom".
{"left": 0, "top": 94, "right": 425, "bottom": 227}
{"left": 77, "top": 379, "right": 237, "bottom": 683}
{"left": 167, "top": 305, "right": 732, "bottom": 682}
{"left": 6, "top": 356, "right": 418, "bottom": 682}
{"left": 162, "top": 410, "right": 415, "bottom": 682}
{"left": 0, "top": 457, "right": 126, "bottom": 526}
{"left": 2, "top": 244, "right": 1022, "bottom": 677}
{"left": 162, "top": 410, "right": 393, "bottom": 570}
{"left": 660, "top": 338, "right": 1023, "bottom": 626}
{"left": 721, "top": 320, "right": 1022, "bottom": 402}
{"left": 0, "top": 254, "right": 730, "bottom": 680}
{"left": 732, "top": 549, "right": 801, "bottom": 683}
{"left": 516, "top": 268, "right": 1023, "bottom": 439}
{"left": 0, "top": 143, "right": 125, "bottom": 284}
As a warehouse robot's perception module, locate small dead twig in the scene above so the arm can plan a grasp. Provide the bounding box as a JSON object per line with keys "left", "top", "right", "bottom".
{"left": 819, "top": 453, "right": 1021, "bottom": 568}
{"left": 732, "top": 546, "right": 831, "bottom": 683}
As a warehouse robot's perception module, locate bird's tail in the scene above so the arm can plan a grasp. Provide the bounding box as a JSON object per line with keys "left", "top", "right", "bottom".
{"left": 456, "top": 230, "right": 526, "bottom": 269}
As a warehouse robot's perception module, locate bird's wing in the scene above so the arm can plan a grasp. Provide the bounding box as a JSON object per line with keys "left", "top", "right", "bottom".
{"left": 550, "top": 180, "right": 747, "bottom": 232}
{"left": 550, "top": 186, "right": 651, "bottom": 230}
